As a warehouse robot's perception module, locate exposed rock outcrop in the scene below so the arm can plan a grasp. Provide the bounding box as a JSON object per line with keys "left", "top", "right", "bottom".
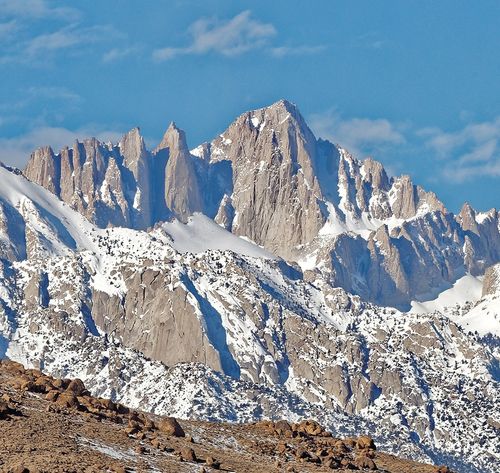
{"left": 154, "top": 123, "right": 203, "bottom": 223}
{"left": 91, "top": 268, "right": 223, "bottom": 372}
{"left": 0, "top": 360, "right": 451, "bottom": 473}
{"left": 482, "top": 263, "right": 500, "bottom": 296}
{"left": 21, "top": 101, "right": 500, "bottom": 307}
{"left": 209, "top": 100, "right": 327, "bottom": 258}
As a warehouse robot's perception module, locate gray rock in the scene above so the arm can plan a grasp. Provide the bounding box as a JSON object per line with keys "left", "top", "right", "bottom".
{"left": 155, "top": 122, "right": 203, "bottom": 223}
{"left": 482, "top": 263, "right": 500, "bottom": 296}
{"left": 21, "top": 100, "right": 500, "bottom": 308}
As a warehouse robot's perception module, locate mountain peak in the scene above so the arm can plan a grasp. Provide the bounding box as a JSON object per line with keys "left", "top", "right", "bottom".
{"left": 120, "top": 127, "right": 145, "bottom": 149}
{"left": 123, "top": 126, "right": 142, "bottom": 138}
{"left": 458, "top": 201, "right": 479, "bottom": 234}
{"left": 269, "top": 98, "right": 298, "bottom": 112}
{"left": 247, "top": 98, "right": 304, "bottom": 128}
{"left": 119, "top": 126, "right": 148, "bottom": 166}
{"left": 19, "top": 101, "right": 497, "bottom": 308}
{"left": 168, "top": 120, "right": 179, "bottom": 130}
{"left": 156, "top": 121, "right": 188, "bottom": 154}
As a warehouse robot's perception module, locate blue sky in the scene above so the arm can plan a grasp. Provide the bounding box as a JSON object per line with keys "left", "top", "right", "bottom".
{"left": 0, "top": 0, "right": 498, "bottom": 212}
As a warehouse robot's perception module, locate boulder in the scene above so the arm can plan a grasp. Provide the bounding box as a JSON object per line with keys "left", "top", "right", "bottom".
{"left": 45, "top": 390, "right": 60, "bottom": 402}
{"left": 356, "top": 435, "right": 376, "bottom": 450}
{"left": 55, "top": 392, "right": 80, "bottom": 409}
{"left": 33, "top": 376, "right": 54, "bottom": 393}
{"left": 158, "top": 416, "right": 185, "bottom": 437}
{"left": 1, "top": 360, "right": 25, "bottom": 374}
{"left": 355, "top": 455, "right": 377, "bottom": 470}
{"left": 274, "top": 420, "right": 293, "bottom": 437}
{"left": 180, "top": 447, "right": 196, "bottom": 462}
{"left": 66, "top": 379, "right": 87, "bottom": 396}
{"left": 322, "top": 457, "right": 341, "bottom": 469}
{"left": 276, "top": 442, "right": 288, "bottom": 454}
{"left": 205, "top": 456, "right": 220, "bottom": 469}
{"left": 436, "top": 467, "right": 451, "bottom": 473}
{"left": 295, "top": 419, "right": 324, "bottom": 436}
{"left": 0, "top": 400, "right": 12, "bottom": 419}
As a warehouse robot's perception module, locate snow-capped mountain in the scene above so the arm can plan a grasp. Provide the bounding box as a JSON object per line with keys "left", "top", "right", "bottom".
{"left": 24, "top": 100, "right": 500, "bottom": 309}
{"left": 1, "top": 100, "right": 499, "bottom": 472}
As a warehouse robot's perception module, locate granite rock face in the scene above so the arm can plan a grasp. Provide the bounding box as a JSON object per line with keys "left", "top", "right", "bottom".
{"left": 154, "top": 123, "right": 203, "bottom": 223}
{"left": 482, "top": 263, "right": 500, "bottom": 296}
{"left": 208, "top": 100, "right": 327, "bottom": 259}
{"left": 0, "top": 163, "right": 499, "bottom": 472}
{"left": 23, "top": 124, "right": 205, "bottom": 229}
{"left": 22, "top": 99, "right": 500, "bottom": 308}
{"left": 91, "top": 267, "right": 223, "bottom": 371}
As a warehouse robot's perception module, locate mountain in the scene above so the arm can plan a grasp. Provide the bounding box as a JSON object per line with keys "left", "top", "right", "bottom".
{"left": 24, "top": 100, "right": 500, "bottom": 309}
{"left": 1, "top": 100, "right": 499, "bottom": 472}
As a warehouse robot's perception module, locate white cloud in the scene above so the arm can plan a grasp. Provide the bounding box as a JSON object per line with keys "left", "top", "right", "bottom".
{"left": 0, "top": 126, "right": 125, "bottom": 169}
{"left": 421, "top": 117, "right": 500, "bottom": 182}
{"left": 0, "top": 0, "right": 80, "bottom": 21}
{"left": 25, "top": 86, "right": 81, "bottom": 103}
{"left": 102, "top": 46, "right": 140, "bottom": 63}
{"left": 26, "top": 24, "right": 114, "bottom": 57}
{"left": 310, "top": 109, "right": 500, "bottom": 184}
{"left": 269, "top": 45, "right": 326, "bottom": 57}
{"left": 0, "top": 23, "right": 118, "bottom": 64}
{"left": 423, "top": 118, "right": 500, "bottom": 155}
{"left": 24, "top": 27, "right": 83, "bottom": 55}
{"left": 308, "top": 109, "right": 405, "bottom": 158}
{"left": 153, "top": 10, "right": 276, "bottom": 61}
{"left": 459, "top": 139, "right": 497, "bottom": 164}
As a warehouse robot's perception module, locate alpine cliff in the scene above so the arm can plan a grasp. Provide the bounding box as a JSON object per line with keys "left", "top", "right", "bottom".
{"left": 24, "top": 100, "right": 500, "bottom": 309}
{"left": 0, "top": 100, "right": 498, "bottom": 473}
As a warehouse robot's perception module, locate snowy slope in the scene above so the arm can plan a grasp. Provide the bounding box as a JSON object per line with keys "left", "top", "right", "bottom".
{"left": 409, "top": 270, "right": 500, "bottom": 338}
{"left": 452, "top": 296, "right": 500, "bottom": 337}
{"left": 0, "top": 164, "right": 95, "bottom": 253}
{"left": 410, "top": 274, "right": 484, "bottom": 314}
{"left": 162, "top": 213, "right": 274, "bottom": 259}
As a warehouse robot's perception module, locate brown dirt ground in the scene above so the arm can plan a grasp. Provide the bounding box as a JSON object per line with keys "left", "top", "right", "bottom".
{"left": 0, "top": 361, "right": 450, "bottom": 473}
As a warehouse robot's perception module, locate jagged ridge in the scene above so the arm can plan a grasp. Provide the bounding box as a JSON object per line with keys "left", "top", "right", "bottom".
{"left": 23, "top": 100, "right": 500, "bottom": 308}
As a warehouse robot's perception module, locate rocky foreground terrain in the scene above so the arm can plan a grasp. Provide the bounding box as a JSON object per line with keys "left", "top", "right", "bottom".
{"left": 0, "top": 360, "right": 452, "bottom": 473}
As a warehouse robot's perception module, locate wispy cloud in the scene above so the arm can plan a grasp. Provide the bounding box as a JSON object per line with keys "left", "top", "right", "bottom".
{"left": 269, "top": 45, "right": 326, "bottom": 58}
{"left": 0, "top": 23, "right": 118, "bottom": 64}
{"left": 421, "top": 117, "right": 500, "bottom": 182}
{"left": 0, "top": 0, "right": 80, "bottom": 21}
{"left": 352, "top": 32, "right": 388, "bottom": 50}
{"left": 0, "top": 20, "right": 19, "bottom": 39}
{"left": 153, "top": 10, "right": 276, "bottom": 61}
{"left": 0, "top": 86, "right": 82, "bottom": 130}
{"left": 102, "top": 46, "right": 140, "bottom": 63}
{"left": 0, "top": 0, "right": 118, "bottom": 65}
{"left": 309, "top": 109, "right": 405, "bottom": 159}
{"left": 29, "top": 24, "right": 116, "bottom": 56}
{"left": 310, "top": 109, "right": 500, "bottom": 185}
{"left": 25, "top": 86, "right": 81, "bottom": 103}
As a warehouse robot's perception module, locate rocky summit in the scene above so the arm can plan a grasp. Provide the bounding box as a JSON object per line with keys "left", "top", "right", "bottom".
{"left": 0, "top": 100, "right": 499, "bottom": 473}
{"left": 23, "top": 100, "right": 500, "bottom": 309}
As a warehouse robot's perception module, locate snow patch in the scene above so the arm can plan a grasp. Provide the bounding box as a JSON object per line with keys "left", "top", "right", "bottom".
{"left": 410, "top": 274, "right": 484, "bottom": 314}
{"left": 251, "top": 116, "right": 260, "bottom": 128}
{"left": 162, "top": 213, "right": 274, "bottom": 259}
{"left": 453, "top": 295, "right": 500, "bottom": 337}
